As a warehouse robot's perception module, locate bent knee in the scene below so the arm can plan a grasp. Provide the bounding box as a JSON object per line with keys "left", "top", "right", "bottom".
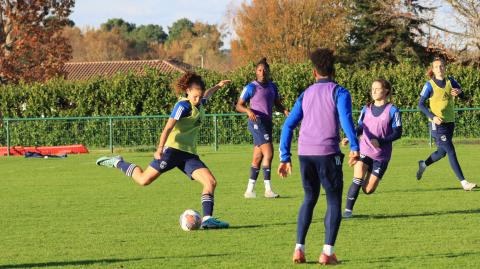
{"left": 363, "top": 188, "right": 376, "bottom": 195}
{"left": 138, "top": 180, "right": 151, "bottom": 187}
{"left": 137, "top": 176, "right": 154, "bottom": 186}
{"left": 204, "top": 177, "right": 217, "bottom": 189}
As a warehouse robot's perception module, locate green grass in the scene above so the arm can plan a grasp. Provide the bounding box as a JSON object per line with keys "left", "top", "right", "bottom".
{"left": 1, "top": 144, "right": 479, "bottom": 269}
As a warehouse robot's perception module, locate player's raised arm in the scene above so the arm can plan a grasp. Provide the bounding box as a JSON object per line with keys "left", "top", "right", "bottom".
{"left": 203, "top": 80, "right": 231, "bottom": 99}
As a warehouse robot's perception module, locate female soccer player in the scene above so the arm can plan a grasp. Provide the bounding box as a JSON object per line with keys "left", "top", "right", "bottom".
{"left": 278, "top": 48, "right": 359, "bottom": 265}
{"left": 236, "top": 58, "right": 289, "bottom": 199}
{"left": 416, "top": 57, "right": 476, "bottom": 190}
{"left": 342, "top": 79, "right": 402, "bottom": 218}
{"left": 96, "top": 72, "right": 231, "bottom": 229}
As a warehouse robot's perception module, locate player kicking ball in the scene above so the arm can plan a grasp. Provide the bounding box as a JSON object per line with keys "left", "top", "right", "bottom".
{"left": 96, "top": 72, "right": 230, "bottom": 229}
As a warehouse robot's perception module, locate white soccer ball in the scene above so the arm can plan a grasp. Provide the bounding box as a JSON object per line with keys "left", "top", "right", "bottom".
{"left": 179, "top": 209, "right": 202, "bottom": 231}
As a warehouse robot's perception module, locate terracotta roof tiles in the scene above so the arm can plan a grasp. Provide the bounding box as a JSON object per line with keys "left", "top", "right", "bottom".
{"left": 64, "top": 59, "right": 192, "bottom": 81}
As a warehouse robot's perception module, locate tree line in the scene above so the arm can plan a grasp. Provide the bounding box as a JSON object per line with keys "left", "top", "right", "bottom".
{"left": 0, "top": 0, "right": 479, "bottom": 84}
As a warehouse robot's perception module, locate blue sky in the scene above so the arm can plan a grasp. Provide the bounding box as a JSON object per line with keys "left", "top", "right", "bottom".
{"left": 71, "top": 0, "right": 240, "bottom": 32}
{"left": 71, "top": 0, "right": 242, "bottom": 48}
{"left": 70, "top": 0, "right": 458, "bottom": 48}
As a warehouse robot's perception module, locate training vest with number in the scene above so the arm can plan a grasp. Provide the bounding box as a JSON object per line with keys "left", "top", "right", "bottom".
{"left": 429, "top": 79, "right": 455, "bottom": 123}
{"left": 165, "top": 98, "right": 204, "bottom": 155}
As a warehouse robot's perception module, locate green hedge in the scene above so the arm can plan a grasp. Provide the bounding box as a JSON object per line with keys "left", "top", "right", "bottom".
{"left": 0, "top": 62, "right": 479, "bottom": 147}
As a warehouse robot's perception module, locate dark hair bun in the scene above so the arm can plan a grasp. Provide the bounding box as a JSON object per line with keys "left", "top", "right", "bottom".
{"left": 256, "top": 57, "right": 269, "bottom": 69}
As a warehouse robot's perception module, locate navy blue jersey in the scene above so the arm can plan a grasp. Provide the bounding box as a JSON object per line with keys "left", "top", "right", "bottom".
{"left": 170, "top": 98, "right": 207, "bottom": 120}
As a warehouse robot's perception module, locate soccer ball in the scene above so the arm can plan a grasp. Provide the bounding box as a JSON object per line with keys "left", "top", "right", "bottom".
{"left": 179, "top": 209, "right": 202, "bottom": 231}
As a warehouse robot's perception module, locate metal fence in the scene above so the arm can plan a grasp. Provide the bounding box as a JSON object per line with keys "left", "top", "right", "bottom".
{"left": 1, "top": 108, "right": 479, "bottom": 156}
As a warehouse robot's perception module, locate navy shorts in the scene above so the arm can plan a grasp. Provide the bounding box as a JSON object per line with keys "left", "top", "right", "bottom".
{"left": 299, "top": 153, "right": 345, "bottom": 193}
{"left": 431, "top": 122, "right": 454, "bottom": 146}
{"left": 149, "top": 147, "right": 207, "bottom": 179}
{"left": 248, "top": 117, "right": 273, "bottom": 146}
{"left": 358, "top": 154, "right": 389, "bottom": 179}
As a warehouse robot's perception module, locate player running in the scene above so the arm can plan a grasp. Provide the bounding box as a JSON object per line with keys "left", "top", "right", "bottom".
{"left": 416, "top": 57, "right": 477, "bottom": 191}
{"left": 342, "top": 79, "right": 402, "bottom": 218}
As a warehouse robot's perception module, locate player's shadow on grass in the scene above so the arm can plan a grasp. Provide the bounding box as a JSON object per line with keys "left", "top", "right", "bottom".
{"left": 382, "top": 187, "right": 462, "bottom": 193}
{"left": 229, "top": 220, "right": 317, "bottom": 230}
{"left": 341, "top": 250, "right": 480, "bottom": 264}
{"left": 0, "top": 254, "right": 230, "bottom": 269}
{"left": 352, "top": 208, "right": 480, "bottom": 220}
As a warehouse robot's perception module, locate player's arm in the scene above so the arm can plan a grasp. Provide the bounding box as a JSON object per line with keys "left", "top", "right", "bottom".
{"left": 356, "top": 106, "right": 366, "bottom": 137}
{"left": 336, "top": 87, "right": 359, "bottom": 166}
{"left": 272, "top": 84, "right": 289, "bottom": 116}
{"left": 155, "top": 118, "right": 177, "bottom": 159}
{"left": 342, "top": 106, "right": 365, "bottom": 146}
{"left": 449, "top": 77, "right": 466, "bottom": 100}
{"left": 236, "top": 84, "right": 256, "bottom": 121}
{"left": 203, "top": 80, "right": 231, "bottom": 99}
{"left": 278, "top": 93, "right": 304, "bottom": 178}
{"left": 377, "top": 107, "right": 403, "bottom": 145}
{"left": 154, "top": 102, "right": 188, "bottom": 159}
{"left": 274, "top": 97, "right": 289, "bottom": 116}
{"left": 418, "top": 82, "right": 436, "bottom": 119}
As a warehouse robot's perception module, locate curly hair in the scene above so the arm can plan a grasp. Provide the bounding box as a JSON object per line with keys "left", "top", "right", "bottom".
{"left": 173, "top": 72, "right": 206, "bottom": 96}
{"left": 309, "top": 48, "right": 335, "bottom": 77}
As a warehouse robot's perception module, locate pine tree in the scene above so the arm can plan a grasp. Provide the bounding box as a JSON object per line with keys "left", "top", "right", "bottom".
{"left": 342, "top": 0, "right": 432, "bottom": 66}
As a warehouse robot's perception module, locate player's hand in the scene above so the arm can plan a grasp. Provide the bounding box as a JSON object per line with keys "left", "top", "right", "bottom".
{"left": 217, "top": 80, "right": 232, "bottom": 88}
{"left": 341, "top": 138, "right": 349, "bottom": 147}
{"left": 371, "top": 138, "right": 380, "bottom": 148}
{"left": 433, "top": 116, "right": 443, "bottom": 125}
{"left": 246, "top": 109, "right": 257, "bottom": 122}
{"left": 154, "top": 148, "right": 163, "bottom": 160}
{"left": 451, "top": 88, "right": 462, "bottom": 97}
{"left": 284, "top": 110, "right": 290, "bottom": 117}
{"left": 348, "top": 151, "right": 359, "bottom": 167}
{"left": 277, "top": 162, "right": 292, "bottom": 178}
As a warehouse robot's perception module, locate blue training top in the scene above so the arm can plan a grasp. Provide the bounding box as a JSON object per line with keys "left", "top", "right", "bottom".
{"left": 170, "top": 98, "right": 207, "bottom": 120}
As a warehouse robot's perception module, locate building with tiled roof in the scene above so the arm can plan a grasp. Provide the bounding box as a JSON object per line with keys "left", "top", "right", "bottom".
{"left": 63, "top": 59, "right": 193, "bottom": 81}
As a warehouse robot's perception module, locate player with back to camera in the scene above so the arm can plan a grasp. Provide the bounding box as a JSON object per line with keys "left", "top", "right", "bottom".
{"left": 278, "top": 48, "right": 360, "bottom": 265}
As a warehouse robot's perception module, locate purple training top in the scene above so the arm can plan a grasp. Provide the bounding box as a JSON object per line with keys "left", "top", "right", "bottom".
{"left": 299, "top": 82, "right": 340, "bottom": 155}
{"left": 359, "top": 103, "right": 393, "bottom": 162}
{"left": 240, "top": 81, "right": 280, "bottom": 120}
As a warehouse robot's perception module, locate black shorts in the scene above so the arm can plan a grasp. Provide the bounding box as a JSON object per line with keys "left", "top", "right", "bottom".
{"left": 248, "top": 117, "right": 273, "bottom": 146}
{"left": 149, "top": 147, "right": 207, "bottom": 179}
{"left": 358, "top": 154, "right": 389, "bottom": 179}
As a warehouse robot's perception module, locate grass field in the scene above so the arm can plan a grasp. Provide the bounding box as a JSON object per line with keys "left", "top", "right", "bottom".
{"left": 1, "top": 144, "right": 479, "bottom": 269}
